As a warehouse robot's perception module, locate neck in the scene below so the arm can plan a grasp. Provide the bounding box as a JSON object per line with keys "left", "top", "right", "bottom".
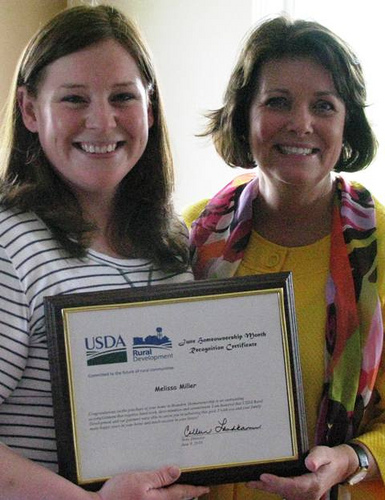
{"left": 90, "top": 234, "right": 125, "bottom": 258}
{"left": 77, "top": 192, "right": 124, "bottom": 257}
{"left": 253, "top": 176, "right": 335, "bottom": 246}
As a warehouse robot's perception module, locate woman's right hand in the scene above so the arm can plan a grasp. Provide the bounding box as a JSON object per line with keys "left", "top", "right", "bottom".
{"left": 95, "top": 466, "right": 209, "bottom": 500}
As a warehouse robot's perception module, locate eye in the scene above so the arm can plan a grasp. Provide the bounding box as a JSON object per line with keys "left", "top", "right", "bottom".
{"left": 61, "top": 94, "right": 87, "bottom": 105}
{"left": 314, "top": 100, "right": 336, "bottom": 114}
{"left": 265, "top": 96, "right": 290, "bottom": 110}
{"left": 110, "top": 92, "right": 136, "bottom": 104}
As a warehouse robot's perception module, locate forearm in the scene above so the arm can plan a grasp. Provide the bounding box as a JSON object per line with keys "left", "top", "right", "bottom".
{"left": 0, "top": 444, "right": 95, "bottom": 500}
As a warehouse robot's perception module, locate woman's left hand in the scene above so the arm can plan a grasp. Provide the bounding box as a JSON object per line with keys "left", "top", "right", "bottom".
{"left": 246, "top": 444, "right": 358, "bottom": 500}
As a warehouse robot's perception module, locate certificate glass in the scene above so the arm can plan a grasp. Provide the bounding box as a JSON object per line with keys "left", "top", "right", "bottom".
{"left": 44, "top": 273, "right": 308, "bottom": 490}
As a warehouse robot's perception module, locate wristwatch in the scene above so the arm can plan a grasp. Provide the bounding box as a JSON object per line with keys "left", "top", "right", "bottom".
{"left": 343, "top": 442, "right": 370, "bottom": 486}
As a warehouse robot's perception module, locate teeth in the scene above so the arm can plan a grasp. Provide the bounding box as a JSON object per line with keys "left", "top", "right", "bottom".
{"left": 80, "top": 143, "right": 118, "bottom": 154}
{"left": 279, "top": 145, "right": 313, "bottom": 155}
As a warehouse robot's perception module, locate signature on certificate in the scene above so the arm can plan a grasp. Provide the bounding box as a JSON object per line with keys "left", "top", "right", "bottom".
{"left": 184, "top": 417, "right": 261, "bottom": 437}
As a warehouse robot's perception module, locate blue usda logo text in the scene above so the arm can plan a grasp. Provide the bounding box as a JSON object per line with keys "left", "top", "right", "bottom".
{"left": 85, "top": 335, "right": 128, "bottom": 366}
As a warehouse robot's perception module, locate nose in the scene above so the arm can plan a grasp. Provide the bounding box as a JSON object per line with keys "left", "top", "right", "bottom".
{"left": 287, "top": 105, "right": 313, "bottom": 136}
{"left": 85, "top": 101, "right": 117, "bottom": 131}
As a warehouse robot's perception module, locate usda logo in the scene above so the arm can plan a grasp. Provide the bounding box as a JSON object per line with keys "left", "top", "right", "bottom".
{"left": 85, "top": 335, "right": 128, "bottom": 366}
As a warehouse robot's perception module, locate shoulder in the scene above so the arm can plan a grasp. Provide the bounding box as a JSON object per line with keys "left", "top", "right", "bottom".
{"left": 0, "top": 205, "right": 41, "bottom": 225}
{"left": 0, "top": 205, "right": 49, "bottom": 240}
{"left": 375, "top": 201, "right": 385, "bottom": 309}
{"left": 182, "top": 199, "right": 210, "bottom": 229}
{"left": 345, "top": 179, "right": 385, "bottom": 240}
{"left": 0, "top": 206, "right": 59, "bottom": 273}
{"left": 374, "top": 197, "right": 385, "bottom": 225}
{"left": 374, "top": 197, "right": 385, "bottom": 256}
{"left": 182, "top": 173, "right": 257, "bottom": 229}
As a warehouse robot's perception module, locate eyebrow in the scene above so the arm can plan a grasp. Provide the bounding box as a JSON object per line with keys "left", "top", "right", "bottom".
{"left": 58, "top": 81, "right": 139, "bottom": 90}
{"left": 265, "top": 88, "right": 340, "bottom": 98}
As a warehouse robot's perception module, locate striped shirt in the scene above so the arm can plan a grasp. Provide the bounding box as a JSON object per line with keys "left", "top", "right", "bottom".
{"left": 0, "top": 206, "right": 193, "bottom": 471}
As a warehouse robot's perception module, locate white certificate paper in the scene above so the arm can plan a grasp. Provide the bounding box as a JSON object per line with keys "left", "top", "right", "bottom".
{"left": 45, "top": 274, "right": 308, "bottom": 488}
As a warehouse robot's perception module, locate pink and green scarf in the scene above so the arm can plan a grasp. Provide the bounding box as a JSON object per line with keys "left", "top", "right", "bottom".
{"left": 190, "top": 173, "right": 383, "bottom": 450}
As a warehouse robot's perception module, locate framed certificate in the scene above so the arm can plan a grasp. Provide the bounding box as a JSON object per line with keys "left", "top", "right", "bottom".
{"left": 44, "top": 272, "right": 308, "bottom": 490}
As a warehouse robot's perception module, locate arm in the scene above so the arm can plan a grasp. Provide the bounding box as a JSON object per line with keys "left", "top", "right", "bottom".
{"left": 0, "top": 443, "right": 209, "bottom": 500}
{"left": 0, "top": 238, "right": 208, "bottom": 500}
{"left": 245, "top": 306, "right": 385, "bottom": 499}
{"left": 245, "top": 200, "right": 385, "bottom": 499}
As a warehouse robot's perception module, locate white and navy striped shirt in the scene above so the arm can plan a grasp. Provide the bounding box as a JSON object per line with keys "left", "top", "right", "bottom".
{"left": 0, "top": 206, "right": 192, "bottom": 471}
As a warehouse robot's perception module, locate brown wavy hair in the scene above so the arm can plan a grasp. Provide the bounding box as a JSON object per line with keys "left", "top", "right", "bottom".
{"left": 0, "top": 4, "right": 188, "bottom": 272}
{"left": 203, "top": 16, "right": 377, "bottom": 172}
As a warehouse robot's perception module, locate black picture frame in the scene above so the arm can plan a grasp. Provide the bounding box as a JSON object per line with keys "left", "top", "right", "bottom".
{"left": 44, "top": 272, "right": 308, "bottom": 490}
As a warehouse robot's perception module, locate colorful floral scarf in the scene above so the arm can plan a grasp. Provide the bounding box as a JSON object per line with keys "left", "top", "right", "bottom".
{"left": 190, "top": 173, "right": 383, "bottom": 495}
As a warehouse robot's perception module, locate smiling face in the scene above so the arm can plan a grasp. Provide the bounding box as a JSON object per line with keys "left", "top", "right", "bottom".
{"left": 18, "top": 39, "right": 154, "bottom": 205}
{"left": 248, "top": 57, "right": 346, "bottom": 191}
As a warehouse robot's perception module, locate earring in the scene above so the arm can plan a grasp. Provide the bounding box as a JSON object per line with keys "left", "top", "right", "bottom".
{"left": 341, "top": 141, "right": 358, "bottom": 169}
{"left": 246, "top": 150, "right": 257, "bottom": 168}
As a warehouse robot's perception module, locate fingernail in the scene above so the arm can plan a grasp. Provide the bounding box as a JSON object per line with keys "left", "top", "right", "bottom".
{"left": 168, "top": 465, "right": 180, "bottom": 480}
{"left": 260, "top": 474, "right": 273, "bottom": 483}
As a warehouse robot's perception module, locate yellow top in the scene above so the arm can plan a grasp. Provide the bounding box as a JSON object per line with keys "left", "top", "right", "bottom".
{"left": 183, "top": 198, "right": 385, "bottom": 500}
